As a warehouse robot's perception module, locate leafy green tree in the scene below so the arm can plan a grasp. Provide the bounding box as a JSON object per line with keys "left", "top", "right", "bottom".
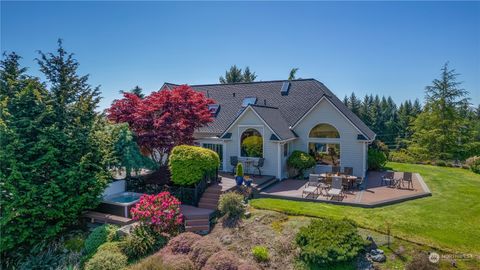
{"left": 1, "top": 42, "right": 108, "bottom": 256}
{"left": 219, "top": 65, "right": 257, "bottom": 84}
{"left": 409, "top": 63, "right": 474, "bottom": 160}
{"left": 288, "top": 68, "right": 299, "bottom": 80}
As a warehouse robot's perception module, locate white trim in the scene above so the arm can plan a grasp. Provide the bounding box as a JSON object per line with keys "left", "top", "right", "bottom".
{"left": 277, "top": 143, "right": 282, "bottom": 179}
{"left": 363, "top": 142, "right": 367, "bottom": 177}
{"left": 238, "top": 126, "right": 265, "bottom": 159}
{"left": 221, "top": 106, "right": 283, "bottom": 140}
{"left": 291, "top": 96, "right": 368, "bottom": 139}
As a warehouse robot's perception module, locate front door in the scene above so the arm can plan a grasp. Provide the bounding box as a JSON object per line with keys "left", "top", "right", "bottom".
{"left": 202, "top": 143, "right": 223, "bottom": 170}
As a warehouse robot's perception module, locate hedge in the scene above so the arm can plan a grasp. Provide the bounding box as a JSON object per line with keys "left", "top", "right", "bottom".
{"left": 169, "top": 145, "right": 220, "bottom": 186}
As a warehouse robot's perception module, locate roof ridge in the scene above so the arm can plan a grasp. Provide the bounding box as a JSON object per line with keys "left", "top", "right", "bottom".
{"left": 249, "top": 104, "right": 279, "bottom": 109}
{"left": 184, "top": 78, "right": 316, "bottom": 87}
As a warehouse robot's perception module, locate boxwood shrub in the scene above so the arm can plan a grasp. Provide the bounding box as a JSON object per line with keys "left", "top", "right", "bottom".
{"left": 84, "top": 244, "right": 128, "bottom": 270}
{"left": 295, "top": 218, "right": 365, "bottom": 266}
{"left": 169, "top": 145, "right": 220, "bottom": 186}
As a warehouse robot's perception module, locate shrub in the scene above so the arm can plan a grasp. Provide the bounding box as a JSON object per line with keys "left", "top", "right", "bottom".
{"left": 64, "top": 235, "right": 85, "bottom": 252}
{"left": 406, "top": 253, "right": 439, "bottom": 270}
{"left": 17, "top": 240, "right": 82, "bottom": 270}
{"left": 129, "top": 255, "right": 166, "bottom": 270}
{"left": 295, "top": 218, "right": 365, "bottom": 265}
{"left": 389, "top": 150, "right": 416, "bottom": 163}
{"left": 251, "top": 245, "right": 269, "bottom": 262}
{"left": 236, "top": 162, "right": 244, "bottom": 177}
{"left": 204, "top": 250, "right": 239, "bottom": 270}
{"left": 238, "top": 264, "right": 260, "bottom": 270}
{"left": 130, "top": 192, "right": 183, "bottom": 234}
{"left": 123, "top": 225, "right": 167, "bottom": 260}
{"left": 169, "top": 145, "right": 220, "bottom": 186}
{"left": 97, "top": 241, "right": 123, "bottom": 253}
{"left": 162, "top": 253, "right": 195, "bottom": 270}
{"left": 466, "top": 156, "right": 480, "bottom": 174}
{"left": 368, "top": 149, "right": 387, "bottom": 170}
{"left": 189, "top": 237, "right": 222, "bottom": 268}
{"left": 85, "top": 247, "right": 128, "bottom": 270}
{"left": 435, "top": 160, "right": 447, "bottom": 167}
{"left": 287, "top": 151, "right": 316, "bottom": 178}
{"left": 167, "top": 232, "right": 202, "bottom": 254}
{"left": 84, "top": 225, "right": 118, "bottom": 255}
{"left": 218, "top": 192, "right": 245, "bottom": 221}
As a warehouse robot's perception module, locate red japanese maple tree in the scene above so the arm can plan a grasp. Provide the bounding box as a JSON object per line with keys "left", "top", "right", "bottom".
{"left": 108, "top": 85, "right": 214, "bottom": 165}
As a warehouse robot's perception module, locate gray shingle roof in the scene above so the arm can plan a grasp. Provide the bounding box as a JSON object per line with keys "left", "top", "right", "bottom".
{"left": 161, "top": 79, "right": 375, "bottom": 141}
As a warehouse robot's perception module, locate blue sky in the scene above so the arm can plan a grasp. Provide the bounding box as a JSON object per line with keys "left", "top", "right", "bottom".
{"left": 2, "top": 1, "right": 479, "bottom": 110}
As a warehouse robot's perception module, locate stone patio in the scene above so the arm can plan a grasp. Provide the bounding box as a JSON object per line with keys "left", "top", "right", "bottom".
{"left": 258, "top": 171, "right": 431, "bottom": 207}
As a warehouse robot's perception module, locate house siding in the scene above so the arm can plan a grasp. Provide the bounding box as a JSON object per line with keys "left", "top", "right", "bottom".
{"left": 223, "top": 109, "right": 279, "bottom": 178}
{"left": 291, "top": 98, "right": 367, "bottom": 177}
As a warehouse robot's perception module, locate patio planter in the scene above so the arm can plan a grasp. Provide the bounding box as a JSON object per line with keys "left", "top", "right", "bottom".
{"left": 235, "top": 176, "right": 244, "bottom": 186}
{"left": 245, "top": 179, "right": 252, "bottom": 187}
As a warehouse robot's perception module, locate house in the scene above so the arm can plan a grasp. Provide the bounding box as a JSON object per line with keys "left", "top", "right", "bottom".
{"left": 161, "top": 79, "right": 376, "bottom": 179}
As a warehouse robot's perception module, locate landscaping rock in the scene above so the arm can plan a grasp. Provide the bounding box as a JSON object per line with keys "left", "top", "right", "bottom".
{"left": 370, "top": 254, "right": 386, "bottom": 263}
{"left": 245, "top": 211, "right": 251, "bottom": 218}
{"left": 116, "top": 222, "right": 140, "bottom": 237}
{"left": 220, "top": 234, "right": 233, "bottom": 245}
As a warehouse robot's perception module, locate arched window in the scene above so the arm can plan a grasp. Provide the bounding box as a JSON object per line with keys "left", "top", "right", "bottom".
{"left": 309, "top": 123, "right": 340, "bottom": 138}
{"left": 240, "top": 128, "right": 263, "bottom": 158}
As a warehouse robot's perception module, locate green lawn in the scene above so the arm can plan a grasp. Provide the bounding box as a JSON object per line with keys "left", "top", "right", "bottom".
{"left": 250, "top": 162, "right": 480, "bottom": 254}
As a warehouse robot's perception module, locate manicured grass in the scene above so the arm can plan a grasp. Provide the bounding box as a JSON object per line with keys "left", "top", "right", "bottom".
{"left": 251, "top": 162, "right": 480, "bottom": 254}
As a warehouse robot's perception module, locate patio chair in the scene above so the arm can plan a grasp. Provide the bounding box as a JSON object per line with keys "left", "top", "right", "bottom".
{"left": 302, "top": 174, "right": 320, "bottom": 198}
{"left": 343, "top": 167, "right": 353, "bottom": 175}
{"left": 328, "top": 176, "right": 344, "bottom": 201}
{"left": 402, "top": 172, "right": 414, "bottom": 189}
{"left": 355, "top": 177, "right": 364, "bottom": 190}
{"left": 381, "top": 171, "right": 395, "bottom": 186}
{"left": 230, "top": 156, "right": 238, "bottom": 174}
{"left": 253, "top": 158, "right": 265, "bottom": 176}
{"left": 332, "top": 166, "right": 341, "bottom": 174}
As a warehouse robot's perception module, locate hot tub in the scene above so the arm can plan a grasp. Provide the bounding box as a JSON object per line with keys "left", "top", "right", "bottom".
{"left": 96, "top": 192, "right": 143, "bottom": 218}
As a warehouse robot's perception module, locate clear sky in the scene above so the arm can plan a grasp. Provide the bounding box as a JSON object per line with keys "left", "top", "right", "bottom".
{"left": 2, "top": 1, "right": 479, "bottom": 110}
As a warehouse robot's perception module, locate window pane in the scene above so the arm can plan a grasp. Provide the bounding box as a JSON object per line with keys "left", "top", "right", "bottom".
{"left": 308, "top": 143, "right": 340, "bottom": 165}
{"left": 309, "top": 124, "right": 340, "bottom": 138}
{"left": 240, "top": 128, "right": 263, "bottom": 157}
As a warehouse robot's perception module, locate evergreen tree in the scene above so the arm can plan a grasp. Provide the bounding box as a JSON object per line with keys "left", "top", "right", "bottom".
{"left": 243, "top": 66, "right": 257, "bottom": 82}
{"left": 348, "top": 92, "right": 361, "bottom": 116}
{"left": 120, "top": 85, "right": 144, "bottom": 98}
{"left": 1, "top": 42, "right": 108, "bottom": 255}
{"left": 288, "top": 68, "right": 299, "bottom": 80}
{"left": 219, "top": 65, "right": 244, "bottom": 84}
{"left": 409, "top": 63, "right": 473, "bottom": 160}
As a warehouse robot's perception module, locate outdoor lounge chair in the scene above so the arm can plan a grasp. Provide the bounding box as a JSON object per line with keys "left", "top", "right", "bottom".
{"left": 402, "top": 172, "right": 414, "bottom": 189}
{"left": 328, "top": 176, "right": 344, "bottom": 201}
{"left": 253, "top": 158, "right": 265, "bottom": 176}
{"left": 355, "top": 177, "right": 364, "bottom": 190}
{"left": 332, "top": 166, "right": 341, "bottom": 174}
{"left": 343, "top": 167, "right": 353, "bottom": 175}
{"left": 302, "top": 174, "right": 320, "bottom": 198}
{"left": 230, "top": 156, "right": 238, "bottom": 174}
{"left": 381, "top": 171, "right": 395, "bottom": 186}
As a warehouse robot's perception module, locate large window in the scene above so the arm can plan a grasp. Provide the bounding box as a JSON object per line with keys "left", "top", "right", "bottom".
{"left": 308, "top": 143, "right": 340, "bottom": 165}
{"left": 309, "top": 124, "right": 340, "bottom": 138}
{"left": 240, "top": 128, "right": 263, "bottom": 158}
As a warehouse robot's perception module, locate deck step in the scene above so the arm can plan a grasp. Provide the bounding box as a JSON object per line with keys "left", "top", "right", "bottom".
{"left": 199, "top": 197, "right": 219, "bottom": 204}
{"left": 185, "top": 219, "right": 210, "bottom": 226}
{"left": 198, "top": 202, "right": 218, "bottom": 210}
{"left": 257, "top": 178, "right": 279, "bottom": 191}
{"left": 201, "top": 194, "right": 220, "bottom": 200}
{"left": 185, "top": 224, "right": 210, "bottom": 232}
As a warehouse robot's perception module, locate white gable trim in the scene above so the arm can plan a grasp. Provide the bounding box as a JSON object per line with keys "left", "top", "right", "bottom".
{"left": 220, "top": 106, "right": 282, "bottom": 140}
{"left": 291, "top": 96, "right": 369, "bottom": 140}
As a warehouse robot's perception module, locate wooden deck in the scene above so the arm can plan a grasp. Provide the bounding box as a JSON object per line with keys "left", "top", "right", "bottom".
{"left": 218, "top": 172, "right": 277, "bottom": 192}
{"left": 258, "top": 171, "right": 431, "bottom": 207}
{"left": 83, "top": 211, "right": 134, "bottom": 226}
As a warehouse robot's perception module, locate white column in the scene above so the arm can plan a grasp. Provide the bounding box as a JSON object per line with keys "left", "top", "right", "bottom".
{"left": 222, "top": 141, "right": 227, "bottom": 172}
{"left": 277, "top": 143, "right": 282, "bottom": 180}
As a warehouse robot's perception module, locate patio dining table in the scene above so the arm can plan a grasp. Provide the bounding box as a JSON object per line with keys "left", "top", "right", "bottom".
{"left": 320, "top": 173, "right": 357, "bottom": 190}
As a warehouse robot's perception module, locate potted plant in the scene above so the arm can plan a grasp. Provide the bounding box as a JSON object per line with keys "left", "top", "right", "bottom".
{"left": 235, "top": 162, "right": 244, "bottom": 186}
{"left": 244, "top": 175, "right": 252, "bottom": 187}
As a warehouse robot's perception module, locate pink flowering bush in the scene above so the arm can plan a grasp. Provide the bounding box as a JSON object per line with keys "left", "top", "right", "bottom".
{"left": 130, "top": 192, "right": 183, "bottom": 234}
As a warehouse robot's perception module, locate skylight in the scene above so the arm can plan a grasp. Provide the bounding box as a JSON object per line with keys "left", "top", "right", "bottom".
{"left": 208, "top": 104, "right": 220, "bottom": 116}
{"left": 242, "top": 97, "right": 257, "bottom": 107}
